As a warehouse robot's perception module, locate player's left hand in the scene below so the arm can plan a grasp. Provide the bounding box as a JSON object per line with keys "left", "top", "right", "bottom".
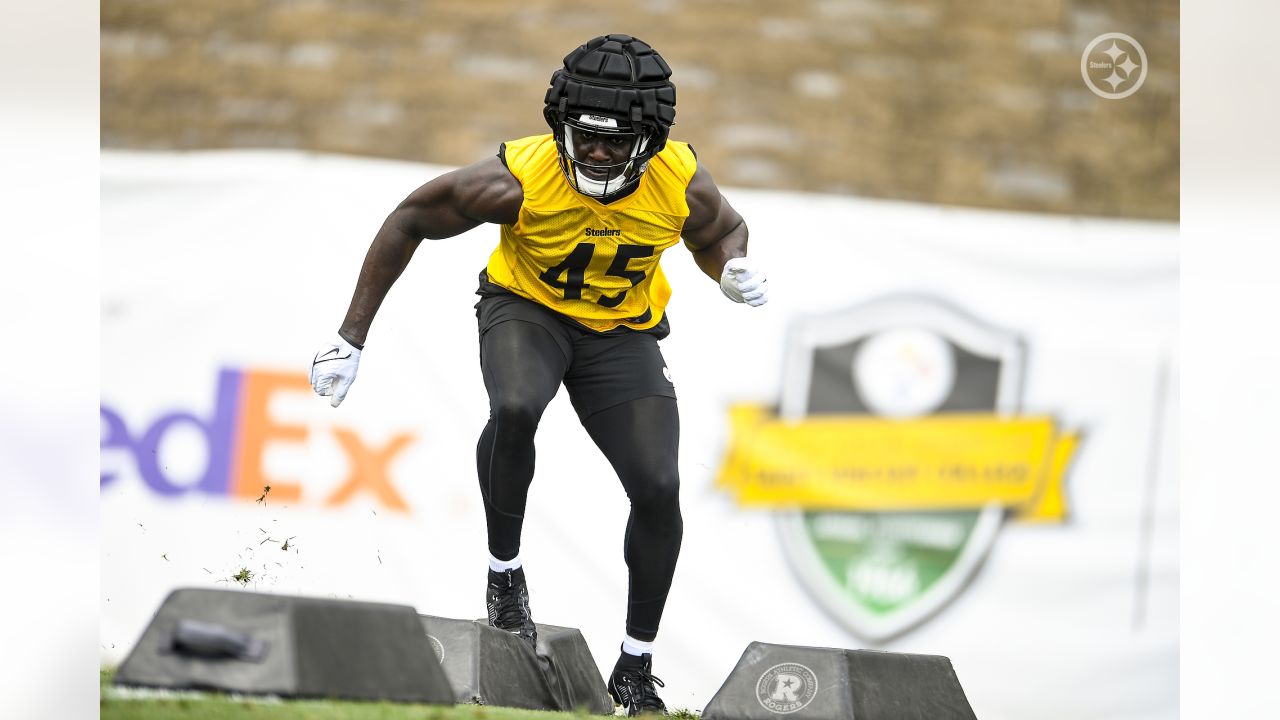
{"left": 720, "top": 256, "right": 769, "bottom": 307}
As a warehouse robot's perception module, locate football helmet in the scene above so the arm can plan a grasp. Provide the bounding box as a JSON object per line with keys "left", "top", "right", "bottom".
{"left": 543, "top": 35, "right": 677, "bottom": 202}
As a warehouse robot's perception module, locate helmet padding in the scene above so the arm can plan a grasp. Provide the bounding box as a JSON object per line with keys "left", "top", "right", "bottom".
{"left": 543, "top": 35, "right": 677, "bottom": 201}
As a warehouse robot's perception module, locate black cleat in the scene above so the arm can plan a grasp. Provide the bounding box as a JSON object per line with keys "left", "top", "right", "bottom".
{"left": 486, "top": 567, "right": 537, "bottom": 651}
{"left": 608, "top": 651, "right": 667, "bottom": 716}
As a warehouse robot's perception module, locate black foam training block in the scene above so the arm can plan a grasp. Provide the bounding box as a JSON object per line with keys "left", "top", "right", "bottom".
{"left": 418, "top": 615, "right": 612, "bottom": 713}
{"left": 114, "top": 588, "right": 454, "bottom": 703}
{"left": 533, "top": 621, "right": 614, "bottom": 714}
{"left": 703, "top": 641, "right": 977, "bottom": 720}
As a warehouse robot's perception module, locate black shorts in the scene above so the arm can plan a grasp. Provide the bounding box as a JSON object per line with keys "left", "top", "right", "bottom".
{"left": 474, "top": 281, "right": 677, "bottom": 421}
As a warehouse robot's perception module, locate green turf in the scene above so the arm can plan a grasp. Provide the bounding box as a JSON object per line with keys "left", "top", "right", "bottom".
{"left": 101, "top": 669, "right": 700, "bottom": 719}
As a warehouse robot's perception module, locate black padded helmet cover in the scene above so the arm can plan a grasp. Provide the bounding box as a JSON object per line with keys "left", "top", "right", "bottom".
{"left": 543, "top": 35, "right": 677, "bottom": 200}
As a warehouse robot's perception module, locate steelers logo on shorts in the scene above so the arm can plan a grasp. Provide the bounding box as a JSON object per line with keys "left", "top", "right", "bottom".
{"left": 756, "top": 662, "right": 818, "bottom": 714}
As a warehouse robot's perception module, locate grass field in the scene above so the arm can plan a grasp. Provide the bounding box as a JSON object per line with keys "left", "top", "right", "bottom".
{"left": 100, "top": 670, "right": 699, "bottom": 719}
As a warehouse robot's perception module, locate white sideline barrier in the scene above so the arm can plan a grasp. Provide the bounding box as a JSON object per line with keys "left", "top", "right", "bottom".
{"left": 101, "top": 150, "right": 1177, "bottom": 719}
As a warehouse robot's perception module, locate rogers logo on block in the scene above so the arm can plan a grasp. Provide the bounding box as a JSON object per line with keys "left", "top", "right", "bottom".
{"left": 756, "top": 662, "right": 819, "bottom": 714}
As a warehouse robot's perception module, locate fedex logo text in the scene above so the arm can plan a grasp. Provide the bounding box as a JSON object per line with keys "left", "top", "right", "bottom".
{"left": 100, "top": 368, "right": 414, "bottom": 512}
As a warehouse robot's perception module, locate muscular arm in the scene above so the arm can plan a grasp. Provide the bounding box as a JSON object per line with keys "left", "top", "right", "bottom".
{"left": 337, "top": 156, "right": 522, "bottom": 346}
{"left": 681, "top": 163, "right": 748, "bottom": 281}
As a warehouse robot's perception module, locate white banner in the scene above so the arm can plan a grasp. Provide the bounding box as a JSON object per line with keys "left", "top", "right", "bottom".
{"left": 102, "top": 150, "right": 1177, "bottom": 719}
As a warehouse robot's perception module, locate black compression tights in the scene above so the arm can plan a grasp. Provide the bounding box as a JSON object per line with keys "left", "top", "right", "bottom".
{"left": 476, "top": 320, "right": 683, "bottom": 642}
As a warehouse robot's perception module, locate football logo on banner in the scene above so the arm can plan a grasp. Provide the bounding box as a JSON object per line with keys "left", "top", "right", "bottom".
{"left": 717, "top": 295, "right": 1079, "bottom": 641}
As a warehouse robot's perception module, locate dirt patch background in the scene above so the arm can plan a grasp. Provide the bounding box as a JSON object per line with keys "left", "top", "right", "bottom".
{"left": 102, "top": 0, "right": 1178, "bottom": 219}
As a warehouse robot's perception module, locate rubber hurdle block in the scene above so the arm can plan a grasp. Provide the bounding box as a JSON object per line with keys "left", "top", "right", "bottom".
{"left": 114, "top": 588, "right": 454, "bottom": 703}
{"left": 702, "top": 641, "right": 977, "bottom": 720}
{"left": 419, "top": 615, "right": 611, "bottom": 713}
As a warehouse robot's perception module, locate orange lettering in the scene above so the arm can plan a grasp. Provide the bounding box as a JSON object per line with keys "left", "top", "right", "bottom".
{"left": 326, "top": 428, "right": 414, "bottom": 512}
{"left": 231, "top": 370, "right": 309, "bottom": 502}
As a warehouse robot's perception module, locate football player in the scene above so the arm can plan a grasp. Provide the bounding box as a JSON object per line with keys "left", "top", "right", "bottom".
{"left": 311, "top": 34, "right": 768, "bottom": 715}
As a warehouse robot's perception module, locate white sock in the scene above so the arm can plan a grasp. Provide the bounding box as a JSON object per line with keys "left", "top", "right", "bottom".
{"left": 489, "top": 554, "right": 522, "bottom": 573}
{"left": 621, "top": 635, "right": 654, "bottom": 657}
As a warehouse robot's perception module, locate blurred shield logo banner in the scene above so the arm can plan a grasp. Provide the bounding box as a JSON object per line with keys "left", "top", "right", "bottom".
{"left": 718, "top": 295, "right": 1078, "bottom": 641}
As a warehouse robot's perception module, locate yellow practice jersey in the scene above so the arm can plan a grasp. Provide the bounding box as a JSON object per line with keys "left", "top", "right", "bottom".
{"left": 484, "top": 134, "right": 698, "bottom": 333}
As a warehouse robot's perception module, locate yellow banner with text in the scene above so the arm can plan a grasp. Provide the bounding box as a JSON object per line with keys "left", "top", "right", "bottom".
{"left": 717, "top": 404, "right": 1077, "bottom": 522}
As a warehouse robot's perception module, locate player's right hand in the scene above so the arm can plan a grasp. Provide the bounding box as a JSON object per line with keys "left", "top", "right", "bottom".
{"left": 310, "top": 337, "right": 362, "bottom": 408}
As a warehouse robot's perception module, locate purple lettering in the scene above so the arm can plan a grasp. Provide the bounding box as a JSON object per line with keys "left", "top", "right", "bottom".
{"left": 119, "top": 369, "right": 243, "bottom": 497}
{"left": 100, "top": 406, "right": 134, "bottom": 487}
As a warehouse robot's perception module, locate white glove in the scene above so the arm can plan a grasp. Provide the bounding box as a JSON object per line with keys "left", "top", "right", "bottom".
{"left": 310, "top": 337, "right": 362, "bottom": 407}
{"left": 719, "top": 257, "right": 769, "bottom": 307}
